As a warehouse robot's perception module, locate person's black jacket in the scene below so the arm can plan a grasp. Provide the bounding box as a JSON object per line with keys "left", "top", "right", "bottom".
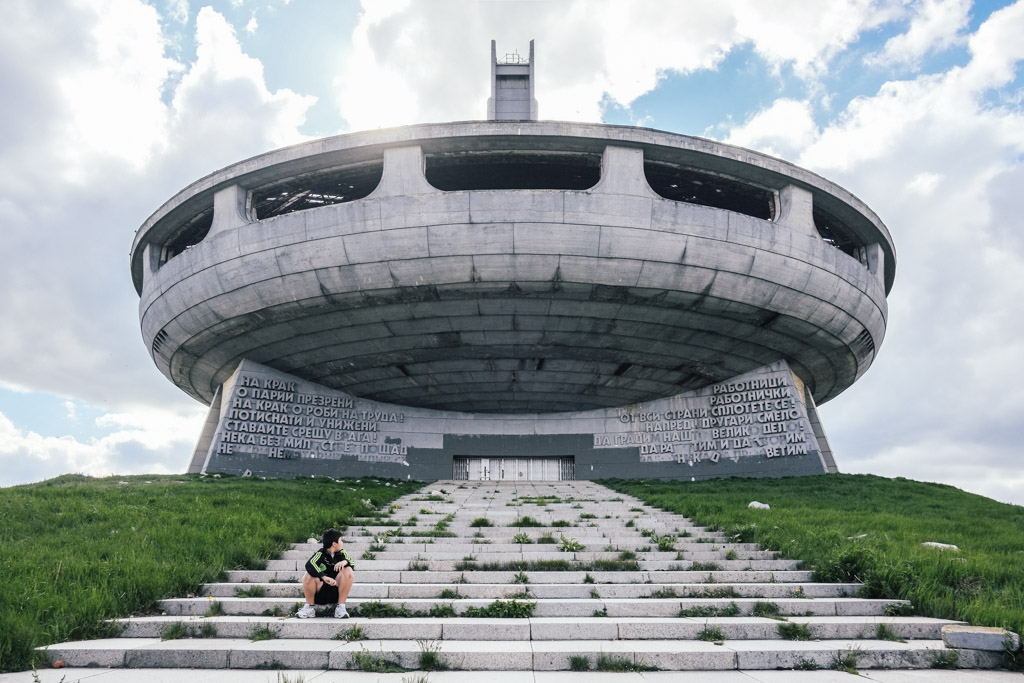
{"left": 304, "top": 547, "right": 355, "bottom": 579}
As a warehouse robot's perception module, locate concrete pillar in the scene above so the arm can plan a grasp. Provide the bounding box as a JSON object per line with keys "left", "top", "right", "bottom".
{"left": 371, "top": 146, "right": 437, "bottom": 197}
{"left": 208, "top": 184, "right": 252, "bottom": 237}
{"left": 593, "top": 146, "right": 658, "bottom": 197}
{"left": 142, "top": 241, "right": 161, "bottom": 283}
{"left": 863, "top": 242, "right": 885, "bottom": 286}
{"left": 775, "top": 185, "right": 817, "bottom": 237}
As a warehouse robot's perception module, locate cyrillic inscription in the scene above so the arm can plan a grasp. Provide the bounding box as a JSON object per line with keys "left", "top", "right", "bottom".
{"left": 213, "top": 375, "right": 407, "bottom": 464}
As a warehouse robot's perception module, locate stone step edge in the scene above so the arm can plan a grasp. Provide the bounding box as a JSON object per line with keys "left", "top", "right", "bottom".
{"left": 223, "top": 568, "right": 806, "bottom": 582}
{"left": 204, "top": 580, "right": 847, "bottom": 591}
{"left": 113, "top": 614, "right": 966, "bottom": 641}
{"left": 159, "top": 596, "right": 908, "bottom": 618}
{"left": 40, "top": 638, "right": 1003, "bottom": 671}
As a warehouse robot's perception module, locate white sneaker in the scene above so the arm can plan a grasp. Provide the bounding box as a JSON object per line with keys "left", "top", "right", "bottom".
{"left": 334, "top": 604, "right": 349, "bottom": 619}
{"left": 296, "top": 604, "right": 316, "bottom": 619}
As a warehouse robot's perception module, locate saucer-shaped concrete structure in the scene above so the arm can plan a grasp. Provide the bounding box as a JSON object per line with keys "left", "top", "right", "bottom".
{"left": 132, "top": 43, "right": 894, "bottom": 481}
{"left": 132, "top": 122, "right": 893, "bottom": 413}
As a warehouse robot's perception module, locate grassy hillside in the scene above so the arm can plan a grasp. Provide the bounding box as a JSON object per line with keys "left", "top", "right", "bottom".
{"left": 604, "top": 474, "right": 1024, "bottom": 641}
{"left": 0, "top": 473, "right": 421, "bottom": 673}
{"left": 3, "top": 472, "right": 1020, "bottom": 673}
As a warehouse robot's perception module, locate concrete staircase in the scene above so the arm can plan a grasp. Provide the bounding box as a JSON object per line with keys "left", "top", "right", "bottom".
{"left": 42, "top": 480, "right": 1004, "bottom": 673}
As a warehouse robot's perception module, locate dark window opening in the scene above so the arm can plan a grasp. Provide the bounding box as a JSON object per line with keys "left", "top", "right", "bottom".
{"left": 813, "top": 206, "right": 861, "bottom": 258}
{"left": 163, "top": 209, "right": 213, "bottom": 264}
{"left": 251, "top": 162, "right": 384, "bottom": 219}
{"left": 425, "top": 151, "right": 600, "bottom": 191}
{"left": 644, "top": 161, "right": 774, "bottom": 220}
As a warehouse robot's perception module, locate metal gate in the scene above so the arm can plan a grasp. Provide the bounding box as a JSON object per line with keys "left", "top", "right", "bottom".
{"left": 453, "top": 457, "right": 574, "bottom": 481}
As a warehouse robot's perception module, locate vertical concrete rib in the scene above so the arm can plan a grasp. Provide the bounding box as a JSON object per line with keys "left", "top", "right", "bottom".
{"left": 209, "top": 184, "right": 252, "bottom": 237}
{"left": 775, "top": 185, "right": 817, "bottom": 238}
{"left": 371, "top": 146, "right": 437, "bottom": 198}
{"left": 593, "top": 146, "right": 659, "bottom": 198}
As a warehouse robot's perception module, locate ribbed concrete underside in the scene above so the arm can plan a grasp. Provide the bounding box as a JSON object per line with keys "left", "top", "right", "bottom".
{"left": 141, "top": 194, "right": 887, "bottom": 411}
{"left": 39, "top": 482, "right": 1004, "bottom": 675}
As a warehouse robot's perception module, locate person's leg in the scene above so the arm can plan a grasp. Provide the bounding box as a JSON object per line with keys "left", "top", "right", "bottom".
{"left": 301, "top": 574, "right": 320, "bottom": 605}
{"left": 337, "top": 566, "right": 355, "bottom": 604}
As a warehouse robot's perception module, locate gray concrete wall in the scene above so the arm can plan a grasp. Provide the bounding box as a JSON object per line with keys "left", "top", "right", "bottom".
{"left": 199, "top": 359, "right": 831, "bottom": 481}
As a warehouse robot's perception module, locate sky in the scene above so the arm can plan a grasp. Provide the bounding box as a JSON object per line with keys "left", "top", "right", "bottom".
{"left": 1, "top": 0, "right": 1022, "bottom": 505}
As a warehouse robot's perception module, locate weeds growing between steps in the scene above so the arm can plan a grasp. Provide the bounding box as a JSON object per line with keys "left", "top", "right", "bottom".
{"left": 605, "top": 473, "right": 1024, "bottom": 640}
{"left": 0, "top": 473, "right": 420, "bottom": 673}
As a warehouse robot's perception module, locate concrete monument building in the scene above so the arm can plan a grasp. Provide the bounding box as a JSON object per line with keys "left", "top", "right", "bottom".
{"left": 130, "top": 42, "right": 895, "bottom": 482}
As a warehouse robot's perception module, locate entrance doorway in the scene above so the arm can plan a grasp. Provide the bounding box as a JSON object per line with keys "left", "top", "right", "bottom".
{"left": 453, "top": 457, "right": 574, "bottom": 481}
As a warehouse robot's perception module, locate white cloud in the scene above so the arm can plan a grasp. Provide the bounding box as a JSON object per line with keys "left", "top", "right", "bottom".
{"left": 333, "top": 0, "right": 902, "bottom": 130}
{"left": 790, "top": 5, "right": 1024, "bottom": 506}
{"left": 167, "top": 0, "right": 189, "bottom": 24}
{"left": 906, "top": 171, "right": 942, "bottom": 194}
{"left": 0, "top": 407, "right": 206, "bottom": 486}
{"left": 168, "top": 7, "right": 315, "bottom": 160}
{"left": 724, "top": 99, "right": 819, "bottom": 159}
{"left": 960, "top": 0, "right": 1024, "bottom": 90}
{"left": 865, "top": 0, "right": 971, "bottom": 69}
{"left": 245, "top": 13, "right": 258, "bottom": 34}
{"left": 55, "top": 0, "right": 180, "bottom": 175}
{"left": 0, "top": 1, "right": 315, "bottom": 421}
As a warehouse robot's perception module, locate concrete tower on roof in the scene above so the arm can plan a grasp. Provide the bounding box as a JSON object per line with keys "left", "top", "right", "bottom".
{"left": 488, "top": 39, "right": 537, "bottom": 121}
{"left": 131, "top": 42, "right": 895, "bottom": 482}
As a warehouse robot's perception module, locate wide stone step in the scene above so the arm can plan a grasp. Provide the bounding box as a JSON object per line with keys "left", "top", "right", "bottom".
{"left": 45, "top": 637, "right": 1003, "bottom": 671}
{"left": 161, "top": 596, "right": 906, "bottom": 618}
{"left": 116, "top": 615, "right": 963, "bottom": 641}
{"left": 225, "top": 562, "right": 802, "bottom": 583}
{"left": 334, "top": 534, "right": 729, "bottom": 545}
{"left": 265, "top": 556, "right": 784, "bottom": 572}
{"left": 278, "top": 541, "right": 767, "bottom": 557}
{"left": 201, "top": 581, "right": 859, "bottom": 600}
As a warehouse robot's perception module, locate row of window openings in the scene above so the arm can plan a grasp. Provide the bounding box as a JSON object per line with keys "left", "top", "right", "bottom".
{"left": 160, "top": 159, "right": 860, "bottom": 265}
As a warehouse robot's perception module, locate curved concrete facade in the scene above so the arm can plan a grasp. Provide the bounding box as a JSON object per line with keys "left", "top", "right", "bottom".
{"left": 132, "top": 122, "right": 894, "bottom": 415}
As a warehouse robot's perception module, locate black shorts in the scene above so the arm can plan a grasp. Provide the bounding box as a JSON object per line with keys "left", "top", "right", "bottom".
{"left": 314, "top": 580, "right": 339, "bottom": 605}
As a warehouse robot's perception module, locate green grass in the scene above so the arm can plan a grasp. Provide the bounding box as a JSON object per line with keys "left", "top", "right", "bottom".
{"left": 462, "top": 599, "right": 536, "bottom": 618}
{"left": 509, "top": 516, "right": 544, "bottom": 527}
{"left": 558, "top": 535, "right": 584, "bottom": 552}
{"left": 752, "top": 601, "right": 781, "bottom": 618}
{"left": 453, "top": 558, "right": 640, "bottom": 572}
{"left": 603, "top": 474, "right": 1024, "bottom": 637}
{"left": 249, "top": 624, "right": 280, "bottom": 642}
{"left": 569, "top": 654, "right": 590, "bottom": 671}
{"left": 336, "top": 625, "right": 366, "bottom": 642}
{"left": 679, "top": 602, "right": 740, "bottom": 617}
{"left": 595, "top": 653, "right": 658, "bottom": 672}
{"left": 875, "top": 622, "right": 905, "bottom": 642}
{"left": 0, "top": 473, "right": 420, "bottom": 672}
{"left": 416, "top": 639, "right": 447, "bottom": 671}
{"left": 697, "top": 625, "right": 725, "bottom": 642}
{"left": 777, "top": 622, "right": 812, "bottom": 641}
{"left": 349, "top": 646, "right": 404, "bottom": 672}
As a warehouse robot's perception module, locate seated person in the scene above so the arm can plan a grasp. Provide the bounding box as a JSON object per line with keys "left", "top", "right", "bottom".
{"left": 296, "top": 528, "right": 355, "bottom": 618}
